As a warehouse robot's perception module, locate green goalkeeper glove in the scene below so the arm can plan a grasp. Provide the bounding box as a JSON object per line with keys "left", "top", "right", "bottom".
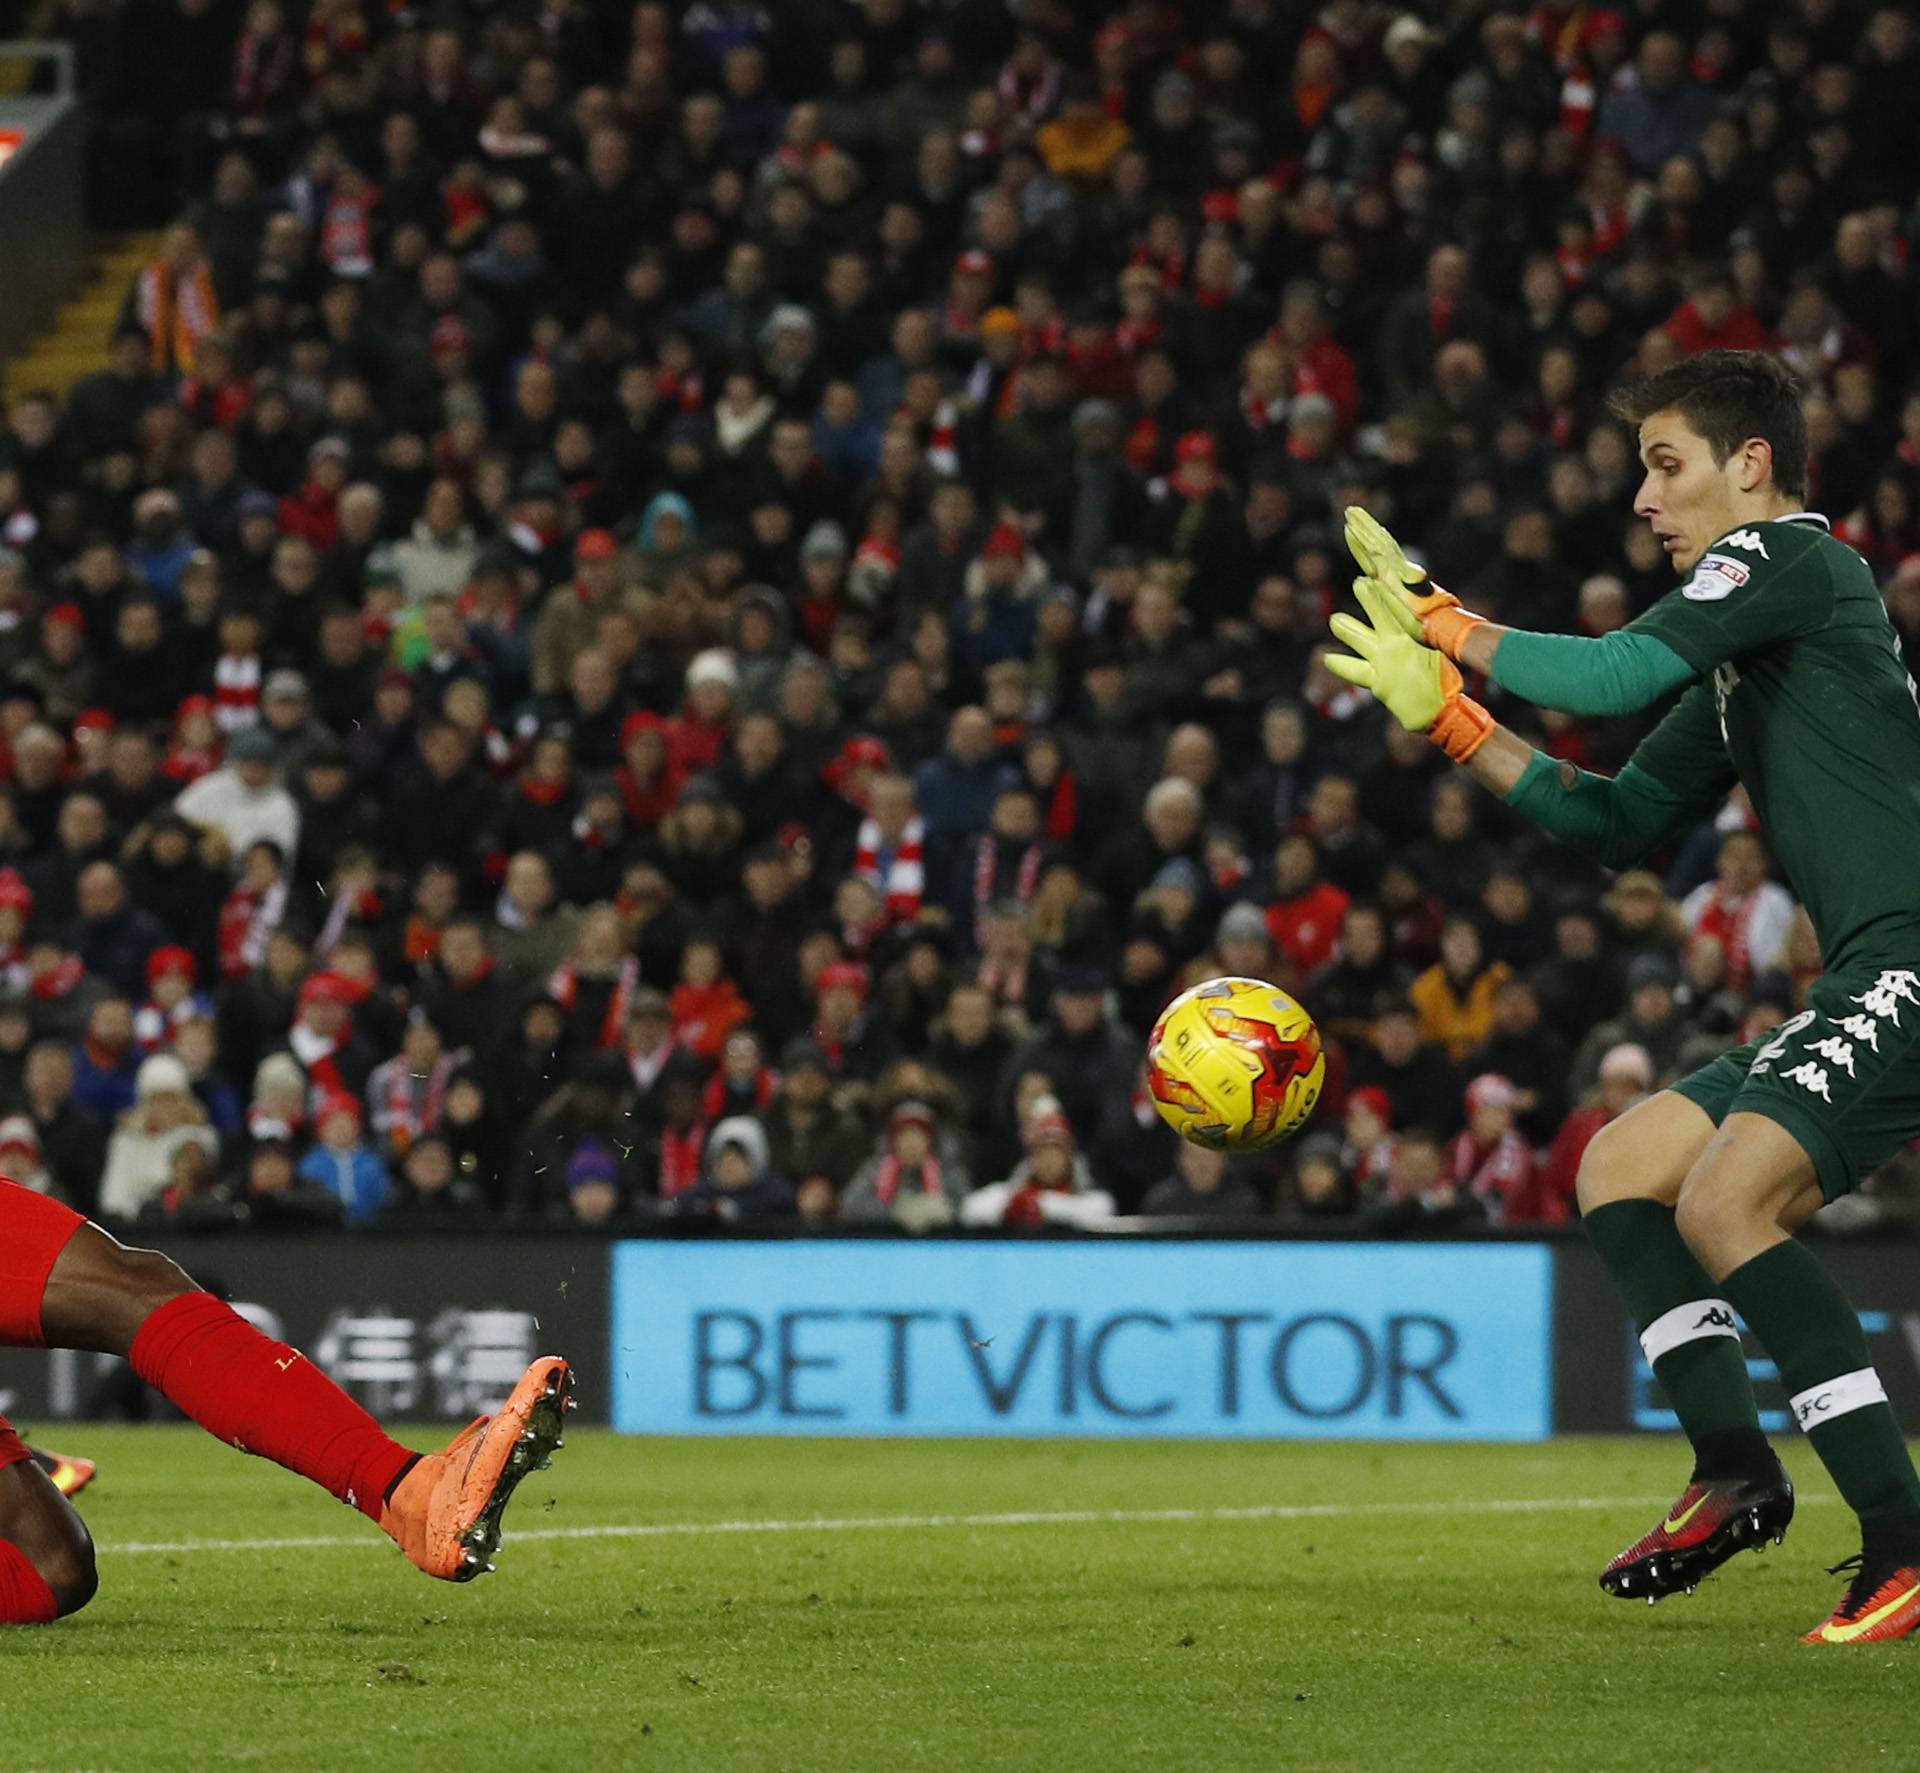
{"left": 1343, "top": 506, "right": 1486, "bottom": 661}
{"left": 1327, "top": 579, "right": 1495, "bottom": 763}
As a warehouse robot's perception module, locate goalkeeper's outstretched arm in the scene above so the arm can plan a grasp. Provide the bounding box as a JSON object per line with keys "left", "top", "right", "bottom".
{"left": 1342, "top": 505, "right": 1699, "bottom": 718}
{"left": 1460, "top": 706, "right": 1729, "bottom": 871}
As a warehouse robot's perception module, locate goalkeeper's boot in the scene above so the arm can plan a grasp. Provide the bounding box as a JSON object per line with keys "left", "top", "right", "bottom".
{"left": 1802, "top": 1516, "right": 1920, "bottom": 1645}
{"left": 29, "top": 1449, "right": 96, "bottom": 1499}
{"left": 1599, "top": 1460, "right": 1794, "bottom": 1603}
{"left": 379, "top": 1355, "right": 573, "bottom": 1581}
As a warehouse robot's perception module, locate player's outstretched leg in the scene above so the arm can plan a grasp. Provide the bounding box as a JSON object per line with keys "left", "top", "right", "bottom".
{"left": 1578, "top": 1093, "right": 1792, "bottom": 1602}
{"left": 0, "top": 1418, "right": 95, "bottom": 1622}
{"left": 1676, "top": 1113, "right": 1920, "bottom": 1644}
{"left": 8, "top": 1181, "right": 570, "bottom": 1585}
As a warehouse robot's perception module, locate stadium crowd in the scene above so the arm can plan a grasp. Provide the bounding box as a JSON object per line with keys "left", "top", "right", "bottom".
{"left": 2, "top": 0, "right": 1918, "bottom": 1232}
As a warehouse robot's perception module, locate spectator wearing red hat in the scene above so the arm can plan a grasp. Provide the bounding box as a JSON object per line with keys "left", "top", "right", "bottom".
{"left": 842, "top": 1097, "right": 968, "bottom": 1227}
{"left": 296, "top": 1092, "right": 389, "bottom": 1225}
{"left": 962, "top": 1095, "right": 1116, "bottom": 1227}
{"left": 1448, "top": 1074, "right": 1537, "bottom": 1222}
{"left": 956, "top": 520, "right": 1045, "bottom": 674}
{"left": 134, "top": 945, "right": 215, "bottom": 1055}
{"left": 17, "top": 605, "right": 94, "bottom": 726}
{"left": 1141, "top": 431, "right": 1242, "bottom": 625}
{"left": 612, "top": 712, "right": 683, "bottom": 827}
{"left": 811, "top": 959, "right": 876, "bottom": 1077}
{"left": 1342, "top": 1085, "right": 1396, "bottom": 1201}
{"left": 275, "top": 970, "right": 375, "bottom": 1108}
{"left": 161, "top": 696, "right": 222, "bottom": 784}
{"left": 528, "top": 524, "right": 634, "bottom": 698}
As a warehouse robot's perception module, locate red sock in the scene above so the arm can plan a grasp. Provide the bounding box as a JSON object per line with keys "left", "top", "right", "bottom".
{"left": 0, "top": 1541, "right": 57, "bottom": 1625}
{"left": 130, "top": 1293, "right": 416, "bottom": 1522}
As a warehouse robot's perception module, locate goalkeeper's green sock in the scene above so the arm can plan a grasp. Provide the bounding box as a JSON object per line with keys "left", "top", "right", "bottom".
{"left": 1584, "top": 1199, "right": 1771, "bottom": 1477}
{"left": 1720, "top": 1239, "right": 1920, "bottom": 1521}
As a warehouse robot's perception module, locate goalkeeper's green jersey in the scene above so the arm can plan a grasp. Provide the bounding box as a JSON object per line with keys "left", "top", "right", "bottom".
{"left": 1623, "top": 513, "right": 1920, "bottom": 970}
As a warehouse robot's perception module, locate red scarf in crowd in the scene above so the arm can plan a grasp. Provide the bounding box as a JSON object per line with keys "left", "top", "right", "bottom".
{"left": 382, "top": 1051, "right": 454, "bottom": 1154}
{"left": 218, "top": 876, "right": 289, "bottom": 979}
{"left": 658, "top": 1123, "right": 704, "bottom": 1199}
{"left": 872, "top": 1154, "right": 944, "bottom": 1207}
{"left": 855, "top": 816, "right": 926, "bottom": 924}
{"left": 972, "top": 834, "right": 1043, "bottom": 942}
{"left": 288, "top": 1016, "right": 350, "bottom": 1104}
{"left": 135, "top": 257, "right": 219, "bottom": 373}
{"left": 213, "top": 653, "right": 261, "bottom": 733}
{"left": 547, "top": 954, "right": 640, "bottom": 1052}
{"left": 1692, "top": 887, "right": 1764, "bottom": 986}
{"left": 701, "top": 1067, "right": 777, "bottom": 1127}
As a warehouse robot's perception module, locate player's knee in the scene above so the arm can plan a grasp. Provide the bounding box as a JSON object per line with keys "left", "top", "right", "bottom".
{"left": 111, "top": 1246, "right": 198, "bottom": 1318}
{"left": 1672, "top": 1172, "right": 1758, "bottom": 1269}
{"left": 38, "top": 1531, "right": 97, "bottom": 1619}
{"left": 1574, "top": 1116, "right": 1640, "bottom": 1215}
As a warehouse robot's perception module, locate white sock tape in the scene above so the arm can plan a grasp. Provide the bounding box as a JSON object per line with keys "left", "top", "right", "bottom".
{"left": 1640, "top": 1299, "right": 1742, "bottom": 1366}
{"left": 1790, "top": 1367, "right": 1889, "bottom": 1431}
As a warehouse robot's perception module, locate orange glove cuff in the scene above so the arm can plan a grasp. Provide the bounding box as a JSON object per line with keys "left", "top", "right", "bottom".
{"left": 1429, "top": 692, "right": 1495, "bottom": 763}
{"left": 1423, "top": 605, "right": 1485, "bottom": 662}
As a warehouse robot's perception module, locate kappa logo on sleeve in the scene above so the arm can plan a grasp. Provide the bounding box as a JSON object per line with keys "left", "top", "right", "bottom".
{"left": 1720, "top": 529, "right": 1771, "bottom": 557}
{"left": 1683, "top": 554, "right": 1751, "bottom": 601}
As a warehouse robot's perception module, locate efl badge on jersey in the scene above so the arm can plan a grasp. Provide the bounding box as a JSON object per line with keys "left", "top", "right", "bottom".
{"left": 1683, "top": 554, "right": 1751, "bottom": 601}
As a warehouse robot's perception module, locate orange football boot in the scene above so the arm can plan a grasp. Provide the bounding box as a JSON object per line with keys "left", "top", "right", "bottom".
{"left": 30, "top": 1449, "right": 97, "bottom": 1499}
{"left": 379, "top": 1356, "right": 573, "bottom": 1581}
{"left": 1803, "top": 1539, "right": 1920, "bottom": 1645}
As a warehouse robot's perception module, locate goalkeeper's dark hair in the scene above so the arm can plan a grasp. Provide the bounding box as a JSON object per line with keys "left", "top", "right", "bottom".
{"left": 1607, "top": 349, "right": 1808, "bottom": 502}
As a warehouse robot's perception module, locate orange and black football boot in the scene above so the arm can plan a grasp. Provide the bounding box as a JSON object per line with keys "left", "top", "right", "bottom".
{"left": 1802, "top": 1520, "right": 1920, "bottom": 1645}
{"left": 1600, "top": 1461, "right": 1794, "bottom": 1603}
{"left": 29, "top": 1448, "right": 97, "bottom": 1499}
{"left": 379, "top": 1356, "right": 573, "bottom": 1581}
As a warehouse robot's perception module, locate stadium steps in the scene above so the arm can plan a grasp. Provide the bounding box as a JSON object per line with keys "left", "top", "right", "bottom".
{"left": 5, "top": 231, "right": 165, "bottom": 398}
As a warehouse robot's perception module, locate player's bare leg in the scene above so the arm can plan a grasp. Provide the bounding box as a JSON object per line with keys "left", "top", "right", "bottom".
{"left": 1578, "top": 1092, "right": 1794, "bottom": 1601}
{"left": 6, "top": 1187, "right": 571, "bottom": 1600}
{"left": 0, "top": 1428, "right": 96, "bottom": 1620}
{"left": 1674, "top": 1112, "right": 1920, "bottom": 1642}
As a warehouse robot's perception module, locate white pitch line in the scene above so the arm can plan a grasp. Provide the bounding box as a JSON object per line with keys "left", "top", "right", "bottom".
{"left": 100, "top": 1491, "right": 1839, "bottom": 1558}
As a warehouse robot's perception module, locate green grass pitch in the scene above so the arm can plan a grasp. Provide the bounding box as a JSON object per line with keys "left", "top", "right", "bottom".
{"left": 0, "top": 1428, "right": 1909, "bottom": 1771}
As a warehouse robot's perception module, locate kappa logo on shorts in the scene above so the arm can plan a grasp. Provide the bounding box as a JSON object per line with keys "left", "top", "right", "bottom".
{"left": 1683, "top": 554, "right": 1751, "bottom": 601}
{"left": 1781, "top": 1060, "right": 1832, "bottom": 1102}
{"left": 1851, "top": 970, "right": 1920, "bottom": 1026}
{"left": 1804, "top": 1035, "right": 1857, "bottom": 1077}
{"left": 1692, "top": 1306, "right": 1737, "bottom": 1331}
{"left": 1838, "top": 1012, "right": 1883, "bottom": 1053}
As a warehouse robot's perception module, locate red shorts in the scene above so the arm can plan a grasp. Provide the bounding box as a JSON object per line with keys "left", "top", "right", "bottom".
{"left": 0, "top": 1180, "right": 85, "bottom": 1348}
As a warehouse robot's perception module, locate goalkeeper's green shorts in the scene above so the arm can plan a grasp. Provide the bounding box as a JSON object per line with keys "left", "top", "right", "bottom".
{"left": 1670, "top": 964, "right": 1920, "bottom": 1201}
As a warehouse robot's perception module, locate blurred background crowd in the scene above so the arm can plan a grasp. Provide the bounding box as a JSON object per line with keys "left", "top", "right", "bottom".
{"left": 0, "top": 0, "right": 1916, "bottom": 1232}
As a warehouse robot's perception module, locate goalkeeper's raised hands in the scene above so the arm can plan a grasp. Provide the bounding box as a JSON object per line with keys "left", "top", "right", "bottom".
{"left": 1326, "top": 579, "right": 1495, "bottom": 764}
{"left": 1343, "top": 506, "right": 1486, "bottom": 662}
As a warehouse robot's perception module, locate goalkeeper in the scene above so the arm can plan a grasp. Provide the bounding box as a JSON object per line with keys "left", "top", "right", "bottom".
{"left": 1329, "top": 349, "right": 1920, "bottom": 1646}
